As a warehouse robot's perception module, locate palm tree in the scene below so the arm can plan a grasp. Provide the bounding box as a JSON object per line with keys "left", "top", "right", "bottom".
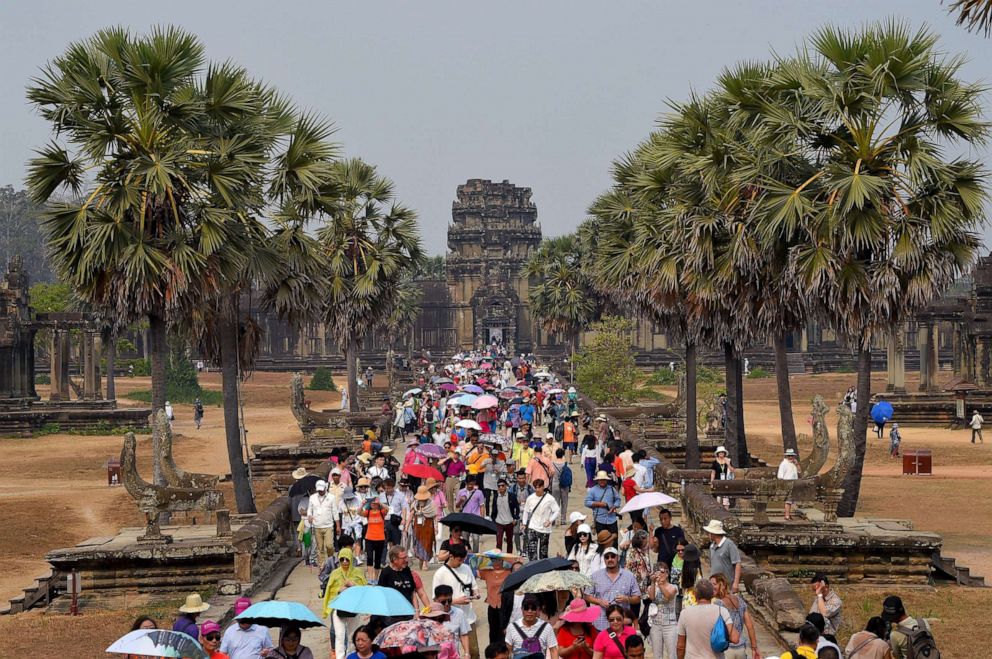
{"left": 317, "top": 159, "right": 423, "bottom": 412}
{"left": 379, "top": 278, "right": 423, "bottom": 360}
{"left": 756, "top": 22, "right": 990, "bottom": 515}
{"left": 948, "top": 0, "right": 992, "bottom": 35}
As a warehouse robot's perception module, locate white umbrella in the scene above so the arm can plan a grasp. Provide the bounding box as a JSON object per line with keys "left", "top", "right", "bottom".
{"left": 619, "top": 491, "right": 678, "bottom": 513}
{"left": 533, "top": 371, "right": 553, "bottom": 379}
{"left": 455, "top": 419, "right": 482, "bottom": 431}
{"left": 547, "top": 388, "right": 565, "bottom": 394}
{"left": 107, "top": 630, "right": 207, "bottom": 659}
{"left": 404, "top": 388, "right": 423, "bottom": 397}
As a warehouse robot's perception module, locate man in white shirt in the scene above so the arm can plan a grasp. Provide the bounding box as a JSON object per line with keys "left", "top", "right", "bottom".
{"left": 777, "top": 448, "right": 801, "bottom": 521}
{"left": 432, "top": 544, "right": 481, "bottom": 659}
{"left": 971, "top": 409, "right": 984, "bottom": 443}
{"left": 306, "top": 480, "right": 341, "bottom": 564}
{"left": 522, "top": 478, "right": 560, "bottom": 561}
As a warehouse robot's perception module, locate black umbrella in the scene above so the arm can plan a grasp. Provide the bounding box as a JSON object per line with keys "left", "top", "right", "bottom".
{"left": 288, "top": 475, "right": 320, "bottom": 498}
{"left": 500, "top": 557, "right": 573, "bottom": 592}
{"left": 438, "top": 512, "right": 497, "bottom": 536}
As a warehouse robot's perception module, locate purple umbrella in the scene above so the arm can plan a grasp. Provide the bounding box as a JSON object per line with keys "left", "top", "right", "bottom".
{"left": 415, "top": 443, "right": 448, "bottom": 459}
{"left": 463, "top": 384, "right": 485, "bottom": 395}
{"left": 439, "top": 383, "right": 458, "bottom": 392}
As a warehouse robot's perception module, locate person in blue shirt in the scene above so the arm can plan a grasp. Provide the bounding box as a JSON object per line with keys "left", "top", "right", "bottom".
{"left": 346, "top": 625, "right": 387, "bottom": 659}
{"left": 584, "top": 471, "right": 622, "bottom": 544}
{"left": 519, "top": 400, "right": 536, "bottom": 425}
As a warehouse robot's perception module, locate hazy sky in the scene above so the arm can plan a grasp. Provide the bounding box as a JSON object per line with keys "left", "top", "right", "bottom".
{"left": 2, "top": 1, "right": 991, "bottom": 254}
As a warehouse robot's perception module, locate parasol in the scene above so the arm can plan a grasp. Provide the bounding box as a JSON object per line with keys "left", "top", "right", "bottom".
{"left": 415, "top": 443, "right": 448, "bottom": 459}
{"left": 871, "top": 400, "right": 894, "bottom": 424}
{"left": 236, "top": 600, "right": 326, "bottom": 629}
{"left": 518, "top": 570, "right": 593, "bottom": 594}
{"left": 471, "top": 395, "right": 500, "bottom": 409}
{"left": 455, "top": 419, "right": 482, "bottom": 431}
{"left": 328, "top": 585, "right": 415, "bottom": 616}
{"left": 439, "top": 511, "right": 497, "bottom": 535}
{"left": 439, "top": 383, "right": 458, "bottom": 392}
{"left": 402, "top": 463, "right": 444, "bottom": 481}
{"left": 288, "top": 474, "right": 321, "bottom": 498}
{"left": 374, "top": 618, "right": 456, "bottom": 649}
{"left": 619, "top": 491, "right": 678, "bottom": 514}
{"left": 500, "top": 557, "right": 573, "bottom": 592}
{"left": 106, "top": 630, "right": 207, "bottom": 659}
{"left": 403, "top": 388, "right": 423, "bottom": 398}
{"left": 462, "top": 384, "right": 485, "bottom": 395}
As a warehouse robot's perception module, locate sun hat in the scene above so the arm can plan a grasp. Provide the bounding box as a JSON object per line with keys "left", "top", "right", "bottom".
{"left": 595, "top": 414, "right": 608, "bottom": 422}
{"left": 342, "top": 487, "right": 357, "bottom": 502}
{"left": 715, "top": 446, "right": 729, "bottom": 456}
{"left": 421, "top": 602, "right": 450, "bottom": 619}
{"left": 703, "top": 519, "right": 727, "bottom": 535}
{"left": 568, "top": 511, "right": 587, "bottom": 524}
{"left": 178, "top": 593, "right": 211, "bottom": 614}
{"left": 682, "top": 543, "right": 702, "bottom": 562}
{"left": 381, "top": 446, "right": 394, "bottom": 454}
{"left": 560, "top": 598, "right": 602, "bottom": 623}
{"left": 784, "top": 448, "right": 798, "bottom": 457}
{"left": 603, "top": 546, "right": 620, "bottom": 557}
{"left": 624, "top": 466, "right": 636, "bottom": 479}
{"left": 233, "top": 597, "right": 252, "bottom": 616}
{"left": 357, "top": 453, "right": 372, "bottom": 463}
{"left": 291, "top": 467, "right": 308, "bottom": 480}
{"left": 425, "top": 477, "right": 440, "bottom": 489}
{"left": 576, "top": 523, "right": 592, "bottom": 535}
{"left": 596, "top": 529, "right": 615, "bottom": 545}
{"left": 545, "top": 432, "right": 554, "bottom": 439}
{"left": 331, "top": 467, "right": 342, "bottom": 476}
{"left": 414, "top": 485, "right": 431, "bottom": 501}
{"left": 568, "top": 387, "right": 576, "bottom": 394}
{"left": 594, "top": 470, "right": 610, "bottom": 481}
{"left": 315, "top": 480, "right": 327, "bottom": 491}
{"left": 357, "top": 477, "right": 371, "bottom": 487}
{"left": 200, "top": 620, "right": 221, "bottom": 635}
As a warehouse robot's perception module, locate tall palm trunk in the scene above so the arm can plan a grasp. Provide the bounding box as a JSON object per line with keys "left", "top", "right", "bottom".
{"left": 219, "top": 309, "right": 257, "bottom": 514}
{"left": 105, "top": 331, "right": 116, "bottom": 400}
{"left": 838, "top": 344, "right": 872, "bottom": 517}
{"left": 774, "top": 332, "right": 798, "bottom": 453}
{"left": 346, "top": 337, "right": 360, "bottom": 413}
{"left": 148, "top": 312, "right": 168, "bottom": 488}
{"left": 734, "top": 352, "right": 750, "bottom": 468}
{"left": 723, "top": 342, "right": 741, "bottom": 464}
{"left": 684, "top": 341, "right": 700, "bottom": 469}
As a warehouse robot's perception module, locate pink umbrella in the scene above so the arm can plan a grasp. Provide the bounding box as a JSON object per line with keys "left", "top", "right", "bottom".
{"left": 439, "top": 383, "right": 458, "bottom": 392}
{"left": 471, "top": 395, "right": 499, "bottom": 409}
{"left": 480, "top": 362, "right": 493, "bottom": 369}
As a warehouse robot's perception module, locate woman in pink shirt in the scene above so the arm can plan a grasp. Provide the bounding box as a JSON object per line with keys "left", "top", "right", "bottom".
{"left": 592, "top": 605, "right": 637, "bottom": 659}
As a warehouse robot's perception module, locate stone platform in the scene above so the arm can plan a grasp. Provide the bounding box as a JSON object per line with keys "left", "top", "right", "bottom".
{"left": 0, "top": 401, "right": 151, "bottom": 436}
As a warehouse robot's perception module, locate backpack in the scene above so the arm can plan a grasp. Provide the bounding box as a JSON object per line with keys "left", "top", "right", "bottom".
{"left": 899, "top": 618, "right": 940, "bottom": 659}
{"left": 710, "top": 609, "right": 729, "bottom": 653}
{"left": 559, "top": 464, "right": 573, "bottom": 488}
{"left": 513, "top": 622, "right": 547, "bottom": 659}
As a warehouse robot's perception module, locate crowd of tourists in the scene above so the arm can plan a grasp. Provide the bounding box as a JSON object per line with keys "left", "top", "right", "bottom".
{"left": 123, "top": 348, "right": 940, "bottom": 659}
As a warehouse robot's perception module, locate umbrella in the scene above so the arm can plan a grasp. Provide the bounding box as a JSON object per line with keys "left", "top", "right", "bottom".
{"left": 480, "top": 362, "right": 493, "bottom": 369}
{"left": 107, "top": 630, "right": 207, "bottom": 659}
{"left": 533, "top": 371, "right": 553, "bottom": 379}
{"left": 288, "top": 474, "right": 320, "bottom": 498}
{"left": 501, "top": 557, "right": 573, "bottom": 592}
{"left": 871, "top": 400, "right": 894, "bottom": 424}
{"left": 619, "top": 491, "right": 678, "bottom": 514}
{"left": 439, "top": 512, "right": 498, "bottom": 535}
{"left": 518, "top": 570, "right": 593, "bottom": 594}
{"left": 374, "top": 618, "right": 456, "bottom": 649}
{"left": 328, "top": 585, "right": 416, "bottom": 617}
{"left": 415, "top": 443, "right": 448, "bottom": 459}
{"left": 454, "top": 394, "right": 478, "bottom": 406}
{"left": 515, "top": 379, "right": 528, "bottom": 386}
{"left": 236, "top": 600, "right": 326, "bottom": 629}
{"left": 404, "top": 388, "right": 423, "bottom": 398}
{"left": 546, "top": 388, "right": 565, "bottom": 395}
{"left": 463, "top": 384, "right": 485, "bottom": 395}
{"left": 471, "top": 395, "right": 499, "bottom": 409}
{"left": 509, "top": 397, "right": 524, "bottom": 405}
{"left": 432, "top": 377, "right": 453, "bottom": 384}
{"left": 439, "top": 383, "right": 458, "bottom": 392}
{"left": 455, "top": 419, "right": 482, "bottom": 431}
{"left": 499, "top": 389, "right": 520, "bottom": 399}
{"left": 403, "top": 463, "right": 444, "bottom": 480}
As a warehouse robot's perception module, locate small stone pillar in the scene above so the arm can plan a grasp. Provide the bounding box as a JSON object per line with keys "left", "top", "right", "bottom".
{"left": 892, "top": 328, "right": 906, "bottom": 394}
{"left": 918, "top": 321, "right": 933, "bottom": 392}
{"left": 50, "top": 330, "right": 66, "bottom": 401}
{"left": 925, "top": 323, "right": 940, "bottom": 392}
{"left": 83, "top": 331, "right": 100, "bottom": 399}
{"left": 215, "top": 509, "right": 232, "bottom": 537}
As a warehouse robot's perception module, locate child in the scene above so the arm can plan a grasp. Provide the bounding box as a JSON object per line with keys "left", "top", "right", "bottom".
{"left": 889, "top": 423, "right": 902, "bottom": 458}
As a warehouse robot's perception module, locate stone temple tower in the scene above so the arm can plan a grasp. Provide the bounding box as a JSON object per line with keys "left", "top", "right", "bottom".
{"left": 446, "top": 179, "right": 542, "bottom": 352}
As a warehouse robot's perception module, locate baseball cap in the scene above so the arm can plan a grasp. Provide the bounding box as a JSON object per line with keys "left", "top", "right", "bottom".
{"left": 315, "top": 480, "right": 327, "bottom": 491}
{"left": 603, "top": 547, "right": 620, "bottom": 557}
{"left": 200, "top": 620, "right": 221, "bottom": 635}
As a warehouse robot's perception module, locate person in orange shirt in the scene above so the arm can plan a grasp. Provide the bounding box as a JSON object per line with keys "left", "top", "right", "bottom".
{"left": 362, "top": 498, "right": 387, "bottom": 582}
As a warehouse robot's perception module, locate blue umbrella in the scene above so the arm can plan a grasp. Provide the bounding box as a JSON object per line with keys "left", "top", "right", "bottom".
{"left": 871, "top": 400, "right": 894, "bottom": 424}
{"left": 328, "top": 585, "right": 416, "bottom": 617}
{"left": 454, "top": 393, "right": 478, "bottom": 406}
{"left": 236, "top": 600, "right": 326, "bottom": 629}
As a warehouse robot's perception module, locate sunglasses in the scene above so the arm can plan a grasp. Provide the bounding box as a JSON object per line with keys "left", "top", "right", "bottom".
{"left": 437, "top": 599, "right": 452, "bottom": 606}
{"left": 605, "top": 555, "right": 618, "bottom": 560}
{"left": 676, "top": 549, "right": 685, "bottom": 553}
{"left": 204, "top": 633, "right": 221, "bottom": 642}
{"left": 608, "top": 616, "right": 624, "bottom": 622}
{"left": 341, "top": 558, "right": 351, "bottom": 562}
{"left": 523, "top": 604, "right": 539, "bottom": 611}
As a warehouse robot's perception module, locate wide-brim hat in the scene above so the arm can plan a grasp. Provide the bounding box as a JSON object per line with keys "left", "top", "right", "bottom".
{"left": 380, "top": 447, "right": 394, "bottom": 454}
{"left": 682, "top": 543, "right": 702, "bottom": 562}
{"left": 594, "top": 470, "right": 610, "bottom": 481}
{"left": 703, "top": 519, "right": 727, "bottom": 535}
{"left": 595, "top": 415, "right": 608, "bottom": 422}
{"left": 178, "top": 593, "right": 210, "bottom": 614}
{"left": 784, "top": 448, "right": 798, "bottom": 457}
{"left": 560, "top": 598, "right": 602, "bottom": 624}
{"left": 624, "top": 466, "right": 636, "bottom": 479}
{"left": 291, "top": 467, "right": 308, "bottom": 480}
{"left": 421, "top": 603, "right": 449, "bottom": 619}
{"left": 414, "top": 485, "right": 431, "bottom": 501}
{"left": 596, "top": 529, "right": 615, "bottom": 545}
{"left": 715, "top": 446, "right": 728, "bottom": 456}
{"left": 357, "top": 453, "right": 372, "bottom": 463}
{"left": 357, "top": 477, "right": 371, "bottom": 487}
{"left": 425, "top": 478, "right": 440, "bottom": 489}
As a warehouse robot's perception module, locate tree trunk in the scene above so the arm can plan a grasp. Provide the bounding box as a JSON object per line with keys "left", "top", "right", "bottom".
{"left": 105, "top": 333, "right": 116, "bottom": 401}
{"left": 685, "top": 341, "right": 700, "bottom": 469}
{"left": 735, "top": 351, "right": 750, "bottom": 468}
{"left": 219, "top": 310, "right": 257, "bottom": 514}
{"left": 347, "top": 337, "right": 360, "bottom": 413}
{"left": 838, "top": 344, "right": 872, "bottom": 517}
{"left": 148, "top": 312, "right": 168, "bottom": 488}
{"left": 723, "top": 342, "right": 741, "bottom": 465}
{"left": 774, "top": 332, "right": 798, "bottom": 453}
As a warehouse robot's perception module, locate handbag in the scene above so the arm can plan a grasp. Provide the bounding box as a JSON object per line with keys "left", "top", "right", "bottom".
{"left": 637, "top": 601, "right": 652, "bottom": 637}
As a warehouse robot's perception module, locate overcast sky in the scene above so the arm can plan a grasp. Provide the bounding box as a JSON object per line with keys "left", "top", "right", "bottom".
{"left": 2, "top": 1, "right": 991, "bottom": 254}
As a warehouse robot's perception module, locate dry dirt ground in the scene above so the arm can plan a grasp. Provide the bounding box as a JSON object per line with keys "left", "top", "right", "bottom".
{"left": 0, "top": 369, "right": 989, "bottom": 657}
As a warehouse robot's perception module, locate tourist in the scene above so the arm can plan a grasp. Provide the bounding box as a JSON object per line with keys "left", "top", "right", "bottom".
{"left": 808, "top": 574, "right": 842, "bottom": 637}
{"left": 327, "top": 469, "right": 346, "bottom": 499}
{"left": 624, "top": 635, "right": 646, "bottom": 659}
{"left": 971, "top": 409, "right": 984, "bottom": 443}
{"left": 164, "top": 400, "right": 175, "bottom": 426}
{"left": 432, "top": 543, "right": 481, "bottom": 659}
{"left": 513, "top": 432, "right": 535, "bottom": 469}
{"left": 482, "top": 442, "right": 505, "bottom": 516}
{"left": 645, "top": 564, "right": 679, "bottom": 659}
{"left": 804, "top": 613, "right": 841, "bottom": 656}
{"left": 704, "top": 520, "right": 741, "bottom": 593}
{"left": 556, "top": 599, "right": 600, "bottom": 659}
{"left": 173, "top": 593, "right": 210, "bottom": 639}
{"left": 437, "top": 524, "right": 467, "bottom": 562}
{"left": 710, "top": 447, "right": 734, "bottom": 509}
{"left": 427, "top": 477, "right": 448, "bottom": 520}
{"left": 307, "top": 480, "right": 341, "bottom": 565}
{"left": 131, "top": 615, "right": 158, "bottom": 631}
{"left": 270, "top": 625, "right": 314, "bottom": 659}
{"left": 581, "top": 435, "right": 601, "bottom": 487}
{"left": 510, "top": 469, "right": 535, "bottom": 554}
{"left": 347, "top": 626, "right": 387, "bottom": 659}
{"left": 526, "top": 444, "right": 555, "bottom": 488}
{"left": 889, "top": 424, "right": 902, "bottom": 458}
{"left": 379, "top": 545, "right": 430, "bottom": 611}
{"left": 568, "top": 524, "right": 604, "bottom": 574}
{"left": 817, "top": 648, "right": 840, "bottom": 659}
{"left": 585, "top": 471, "right": 621, "bottom": 543}
{"left": 881, "top": 595, "right": 938, "bottom": 659}
{"left": 591, "top": 604, "right": 636, "bottom": 659}
{"left": 505, "top": 594, "right": 558, "bottom": 659}
{"left": 433, "top": 586, "right": 472, "bottom": 657}
{"left": 553, "top": 448, "right": 572, "bottom": 523}
{"left": 455, "top": 476, "right": 485, "bottom": 552}
{"left": 367, "top": 453, "right": 391, "bottom": 484}
{"left": 486, "top": 642, "right": 511, "bottom": 659}
{"left": 872, "top": 397, "right": 889, "bottom": 438}
{"left": 361, "top": 497, "right": 387, "bottom": 581}
{"left": 341, "top": 386, "right": 349, "bottom": 411}
{"left": 564, "top": 511, "right": 588, "bottom": 555}
{"left": 779, "top": 623, "right": 819, "bottom": 659}
{"left": 777, "top": 449, "right": 800, "bottom": 521}
{"left": 199, "top": 620, "right": 229, "bottom": 659}
{"left": 381, "top": 478, "right": 408, "bottom": 549}
{"left": 679, "top": 544, "right": 702, "bottom": 608}
{"left": 845, "top": 616, "right": 893, "bottom": 659}
{"left": 410, "top": 485, "right": 436, "bottom": 570}
{"left": 220, "top": 598, "right": 273, "bottom": 659}
{"left": 618, "top": 516, "right": 647, "bottom": 566}
{"left": 621, "top": 530, "right": 651, "bottom": 617}
{"left": 523, "top": 478, "right": 560, "bottom": 560}
{"left": 711, "top": 573, "right": 760, "bottom": 659}
{"left": 652, "top": 508, "right": 686, "bottom": 568}
{"left": 492, "top": 478, "right": 519, "bottom": 552}
{"left": 479, "top": 557, "right": 515, "bottom": 646}
{"left": 675, "top": 579, "right": 738, "bottom": 659}
{"left": 321, "top": 548, "right": 368, "bottom": 659}
{"left": 440, "top": 446, "right": 466, "bottom": 511}
{"left": 583, "top": 546, "right": 641, "bottom": 631}
{"left": 194, "top": 397, "right": 204, "bottom": 429}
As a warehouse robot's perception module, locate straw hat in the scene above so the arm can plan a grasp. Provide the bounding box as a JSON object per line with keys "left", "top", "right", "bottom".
{"left": 414, "top": 485, "right": 431, "bottom": 501}
{"left": 421, "top": 602, "right": 450, "bottom": 619}
{"left": 425, "top": 477, "right": 440, "bottom": 490}
{"left": 357, "top": 453, "right": 372, "bottom": 463}
{"left": 624, "top": 466, "right": 636, "bottom": 479}
{"left": 784, "top": 448, "right": 798, "bottom": 457}
{"left": 178, "top": 593, "right": 210, "bottom": 614}
{"left": 596, "top": 529, "right": 615, "bottom": 545}
{"left": 380, "top": 446, "right": 394, "bottom": 454}
{"left": 594, "top": 470, "right": 610, "bottom": 481}
{"left": 291, "top": 467, "right": 308, "bottom": 480}
{"left": 357, "top": 477, "right": 371, "bottom": 487}
{"left": 560, "top": 598, "right": 601, "bottom": 624}
{"left": 703, "top": 519, "right": 727, "bottom": 535}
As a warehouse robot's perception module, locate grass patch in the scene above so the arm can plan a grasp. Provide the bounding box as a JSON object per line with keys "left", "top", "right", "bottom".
{"left": 697, "top": 365, "right": 722, "bottom": 383}
{"left": 746, "top": 366, "right": 770, "bottom": 379}
{"left": 32, "top": 422, "right": 151, "bottom": 437}
{"left": 126, "top": 389, "right": 223, "bottom": 406}
{"left": 307, "top": 366, "right": 337, "bottom": 391}
{"left": 635, "top": 387, "right": 669, "bottom": 401}
{"left": 645, "top": 369, "right": 678, "bottom": 385}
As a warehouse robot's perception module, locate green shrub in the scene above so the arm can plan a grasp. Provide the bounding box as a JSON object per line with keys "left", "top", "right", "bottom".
{"left": 635, "top": 387, "right": 668, "bottom": 401}
{"left": 307, "top": 367, "right": 337, "bottom": 391}
{"left": 120, "top": 358, "right": 151, "bottom": 376}
{"left": 125, "top": 355, "right": 221, "bottom": 405}
{"left": 697, "top": 365, "right": 721, "bottom": 383}
{"left": 746, "top": 367, "right": 770, "bottom": 379}
{"left": 126, "top": 388, "right": 222, "bottom": 406}
{"left": 645, "top": 369, "right": 677, "bottom": 385}
{"left": 574, "top": 316, "right": 637, "bottom": 406}
{"left": 35, "top": 373, "right": 51, "bottom": 385}
{"left": 835, "top": 364, "right": 855, "bottom": 373}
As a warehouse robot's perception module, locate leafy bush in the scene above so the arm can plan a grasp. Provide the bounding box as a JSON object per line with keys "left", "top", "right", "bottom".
{"left": 746, "top": 367, "right": 770, "bottom": 379}
{"left": 835, "top": 364, "right": 855, "bottom": 373}
{"left": 35, "top": 373, "right": 51, "bottom": 385}
{"left": 120, "top": 358, "right": 151, "bottom": 376}
{"left": 125, "top": 356, "right": 221, "bottom": 405}
{"left": 645, "top": 369, "right": 677, "bottom": 385}
{"left": 307, "top": 367, "right": 337, "bottom": 391}
{"left": 574, "top": 316, "right": 637, "bottom": 406}
{"left": 126, "top": 388, "right": 222, "bottom": 406}
{"left": 635, "top": 387, "right": 668, "bottom": 401}
{"left": 697, "top": 366, "right": 721, "bottom": 383}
